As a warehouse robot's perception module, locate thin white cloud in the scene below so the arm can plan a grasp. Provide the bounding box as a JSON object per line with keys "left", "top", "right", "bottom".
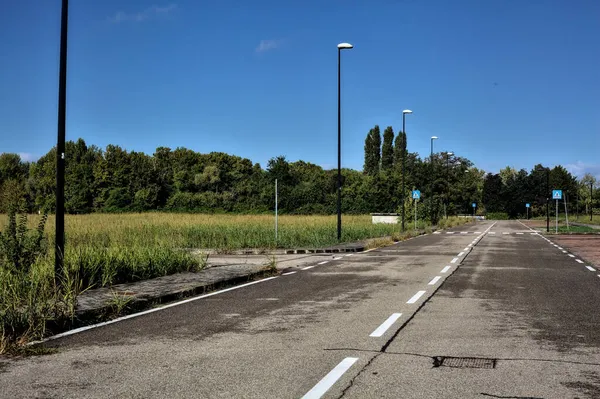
{"left": 565, "top": 161, "right": 600, "bottom": 180}
{"left": 109, "top": 4, "right": 177, "bottom": 24}
{"left": 256, "top": 39, "right": 283, "bottom": 53}
{"left": 18, "top": 152, "right": 36, "bottom": 162}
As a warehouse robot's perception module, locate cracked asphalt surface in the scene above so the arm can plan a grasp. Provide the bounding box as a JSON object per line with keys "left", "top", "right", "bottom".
{"left": 2, "top": 220, "right": 600, "bottom": 398}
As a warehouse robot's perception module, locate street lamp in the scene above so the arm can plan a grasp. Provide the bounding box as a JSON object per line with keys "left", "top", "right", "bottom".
{"left": 401, "top": 109, "right": 412, "bottom": 232}
{"left": 430, "top": 136, "right": 438, "bottom": 223}
{"left": 337, "top": 42, "right": 353, "bottom": 241}
{"left": 591, "top": 181, "right": 594, "bottom": 222}
{"left": 444, "top": 151, "right": 453, "bottom": 219}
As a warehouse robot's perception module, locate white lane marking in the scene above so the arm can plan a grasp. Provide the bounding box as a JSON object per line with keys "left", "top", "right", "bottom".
{"left": 363, "top": 248, "right": 377, "bottom": 253}
{"left": 302, "top": 266, "right": 315, "bottom": 270}
{"left": 369, "top": 313, "right": 402, "bottom": 337}
{"left": 333, "top": 256, "right": 343, "bottom": 260}
{"left": 407, "top": 290, "right": 427, "bottom": 304}
{"left": 557, "top": 247, "right": 563, "bottom": 250}
{"left": 568, "top": 254, "right": 576, "bottom": 258}
{"left": 586, "top": 266, "right": 596, "bottom": 272}
{"left": 517, "top": 233, "right": 524, "bottom": 235}
{"left": 302, "top": 357, "right": 359, "bottom": 399}
{"left": 502, "top": 232, "right": 510, "bottom": 235}
{"left": 318, "top": 261, "right": 329, "bottom": 265}
{"left": 457, "top": 252, "right": 464, "bottom": 257}
{"left": 428, "top": 276, "right": 442, "bottom": 285}
{"left": 282, "top": 271, "right": 297, "bottom": 276}
{"left": 441, "top": 266, "right": 451, "bottom": 273}
{"left": 461, "top": 231, "right": 468, "bottom": 234}
{"left": 345, "top": 253, "right": 354, "bottom": 257}
{"left": 553, "top": 244, "right": 559, "bottom": 247}
{"left": 433, "top": 231, "right": 441, "bottom": 234}
{"left": 446, "top": 232, "right": 455, "bottom": 234}
{"left": 464, "top": 247, "right": 470, "bottom": 251}
{"left": 530, "top": 232, "right": 538, "bottom": 235}
{"left": 562, "top": 250, "right": 568, "bottom": 253}
{"left": 576, "top": 259, "right": 584, "bottom": 264}
{"left": 31, "top": 276, "right": 280, "bottom": 344}
{"left": 489, "top": 232, "right": 496, "bottom": 234}
{"left": 450, "top": 257, "right": 459, "bottom": 264}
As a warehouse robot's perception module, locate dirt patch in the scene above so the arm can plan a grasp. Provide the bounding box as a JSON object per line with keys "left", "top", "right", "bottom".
{"left": 552, "top": 235, "right": 600, "bottom": 267}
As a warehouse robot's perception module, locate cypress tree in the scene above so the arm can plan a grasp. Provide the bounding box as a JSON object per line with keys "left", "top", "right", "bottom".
{"left": 381, "top": 126, "right": 394, "bottom": 171}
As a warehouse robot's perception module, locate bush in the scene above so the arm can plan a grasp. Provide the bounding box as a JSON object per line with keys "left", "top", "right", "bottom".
{"left": 486, "top": 212, "right": 509, "bottom": 220}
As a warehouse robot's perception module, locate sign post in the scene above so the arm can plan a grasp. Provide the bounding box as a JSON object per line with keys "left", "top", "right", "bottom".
{"left": 472, "top": 202, "right": 476, "bottom": 219}
{"left": 552, "top": 190, "right": 563, "bottom": 233}
{"left": 526, "top": 203, "right": 530, "bottom": 220}
{"left": 412, "top": 190, "right": 421, "bottom": 230}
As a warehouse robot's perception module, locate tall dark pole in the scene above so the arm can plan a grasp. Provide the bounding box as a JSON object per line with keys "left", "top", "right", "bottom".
{"left": 337, "top": 48, "right": 342, "bottom": 241}
{"left": 591, "top": 182, "right": 594, "bottom": 222}
{"left": 55, "top": 0, "right": 69, "bottom": 284}
{"left": 546, "top": 167, "right": 550, "bottom": 232}
{"left": 429, "top": 138, "right": 434, "bottom": 224}
{"left": 401, "top": 114, "right": 406, "bottom": 232}
{"left": 446, "top": 152, "right": 450, "bottom": 219}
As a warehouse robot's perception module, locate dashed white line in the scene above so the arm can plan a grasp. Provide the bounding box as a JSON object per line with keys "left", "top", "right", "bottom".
{"left": 562, "top": 250, "right": 567, "bottom": 253}
{"left": 345, "top": 254, "right": 354, "bottom": 257}
{"left": 460, "top": 231, "right": 468, "bottom": 234}
{"left": 464, "top": 247, "right": 470, "bottom": 251}
{"left": 333, "top": 257, "right": 343, "bottom": 260}
{"left": 489, "top": 232, "right": 496, "bottom": 234}
{"left": 457, "top": 252, "right": 464, "bottom": 257}
{"left": 428, "top": 276, "right": 442, "bottom": 285}
{"left": 450, "top": 257, "right": 459, "bottom": 264}
{"left": 318, "top": 261, "right": 329, "bottom": 265}
{"left": 302, "top": 266, "right": 315, "bottom": 270}
{"left": 369, "top": 313, "right": 402, "bottom": 337}
{"left": 557, "top": 247, "right": 563, "bottom": 250}
{"left": 502, "top": 232, "right": 509, "bottom": 235}
{"left": 446, "top": 232, "right": 455, "bottom": 234}
{"left": 475, "top": 231, "right": 482, "bottom": 234}
{"left": 586, "top": 266, "right": 596, "bottom": 272}
{"left": 433, "top": 231, "right": 441, "bottom": 234}
{"left": 568, "top": 254, "right": 576, "bottom": 258}
{"left": 302, "top": 357, "right": 359, "bottom": 399}
{"left": 282, "top": 271, "right": 297, "bottom": 276}
{"left": 576, "top": 259, "right": 584, "bottom": 263}
{"left": 441, "top": 266, "right": 451, "bottom": 273}
{"left": 517, "top": 232, "right": 524, "bottom": 235}
{"left": 407, "top": 290, "right": 427, "bottom": 304}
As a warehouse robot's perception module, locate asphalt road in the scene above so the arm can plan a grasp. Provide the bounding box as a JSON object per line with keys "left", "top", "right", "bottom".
{"left": 2, "top": 220, "right": 600, "bottom": 398}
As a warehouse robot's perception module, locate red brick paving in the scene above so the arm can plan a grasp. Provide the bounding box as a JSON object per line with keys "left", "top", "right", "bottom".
{"left": 551, "top": 235, "right": 600, "bottom": 268}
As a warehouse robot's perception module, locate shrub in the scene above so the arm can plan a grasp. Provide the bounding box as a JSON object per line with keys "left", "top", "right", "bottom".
{"left": 486, "top": 212, "right": 509, "bottom": 220}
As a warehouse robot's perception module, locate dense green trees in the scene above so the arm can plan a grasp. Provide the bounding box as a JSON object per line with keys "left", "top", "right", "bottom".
{"left": 0, "top": 132, "right": 594, "bottom": 219}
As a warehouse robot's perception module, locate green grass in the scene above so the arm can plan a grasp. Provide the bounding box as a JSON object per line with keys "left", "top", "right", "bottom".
{"left": 0, "top": 213, "right": 471, "bottom": 349}
{"left": 544, "top": 225, "right": 599, "bottom": 234}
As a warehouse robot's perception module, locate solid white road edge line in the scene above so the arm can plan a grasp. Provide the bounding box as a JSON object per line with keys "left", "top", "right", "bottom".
{"left": 450, "top": 257, "right": 459, "bottom": 264}
{"left": 428, "top": 276, "right": 442, "bottom": 285}
{"left": 407, "top": 290, "right": 427, "bottom": 304}
{"left": 441, "top": 266, "right": 451, "bottom": 273}
{"left": 282, "top": 271, "right": 297, "bottom": 276}
{"left": 302, "top": 357, "right": 359, "bottom": 399}
{"left": 369, "top": 313, "right": 402, "bottom": 337}
{"left": 586, "top": 266, "right": 596, "bottom": 272}
{"left": 31, "top": 276, "right": 280, "bottom": 345}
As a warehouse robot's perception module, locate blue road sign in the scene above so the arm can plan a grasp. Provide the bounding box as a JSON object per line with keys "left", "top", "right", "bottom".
{"left": 552, "top": 190, "right": 563, "bottom": 200}
{"left": 472, "top": 202, "right": 476, "bottom": 208}
{"left": 412, "top": 190, "right": 421, "bottom": 200}
{"left": 526, "top": 203, "right": 530, "bottom": 208}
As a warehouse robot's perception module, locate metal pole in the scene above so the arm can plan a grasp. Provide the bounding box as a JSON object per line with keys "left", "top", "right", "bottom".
{"left": 445, "top": 152, "right": 449, "bottom": 219}
{"left": 564, "top": 192, "right": 569, "bottom": 230}
{"left": 414, "top": 198, "right": 417, "bottom": 230}
{"left": 401, "top": 114, "right": 406, "bottom": 232}
{"left": 55, "top": 0, "right": 69, "bottom": 284}
{"left": 591, "top": 182, "right": 594, "bottom": 222}
{"left": 430, "top": 139, "right": 433, "bottom": 224}
{"left": 555, "top": 200, "right": 558, "bottom": 233}
{"left": 275, "top": 179, "right": 278, "bottom": 241}
{"left": 337, "top": 48, "right": 342, "bottom": 241}
{"left": 546, "top": 168, "right": 550, "bottom": 233}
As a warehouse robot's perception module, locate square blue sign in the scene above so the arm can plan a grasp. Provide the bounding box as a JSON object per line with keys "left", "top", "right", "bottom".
{"left": 412, "top": 190, "right": 421, "bottom": 200}
{"left": 472, "top": 202, "right": 476, "bottom": 208}
{"left": 526, "top": 203, "right": 530, "bottom": 208}
{"left": 552, "top": 190, "right": 563, "bottom": 200}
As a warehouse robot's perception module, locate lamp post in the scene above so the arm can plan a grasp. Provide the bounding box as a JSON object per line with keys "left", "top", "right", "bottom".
{"left": 591, "top": 181, "right": 594, "bottom": 222}
{"left": 337, "top": 42, "right": 353, "bottom": 241}
{"left": 546, "top": 167, "right": 550, "bottom": 233}
{"left": 401, "top": 109, "right": 412, "bottom": 232}
{"left": 444, "top": 151, "right": 453, "bottom": 219}
{"left": 430, "top": 136, "right": 438, "bottom": 223}
{"left": 55, "top": 0, "right": 69, "bottom": 284}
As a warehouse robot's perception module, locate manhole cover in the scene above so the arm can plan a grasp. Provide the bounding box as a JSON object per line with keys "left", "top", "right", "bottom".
{"left": 434, "top": 356, "right": 496, "bottom": 369}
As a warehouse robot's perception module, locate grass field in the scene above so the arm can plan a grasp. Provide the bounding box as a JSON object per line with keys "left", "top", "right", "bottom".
{"left": 0, "top": 213, "right": 469, "bottom": 349}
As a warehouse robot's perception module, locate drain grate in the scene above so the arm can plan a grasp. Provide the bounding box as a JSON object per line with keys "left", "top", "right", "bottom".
{"left": 433, "top": 356, "right": 496, "bottom": 369}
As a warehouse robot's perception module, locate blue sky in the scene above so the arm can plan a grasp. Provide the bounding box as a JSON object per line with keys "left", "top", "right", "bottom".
{"left": 1, "top": 0, "right": 599, "bottom": 178}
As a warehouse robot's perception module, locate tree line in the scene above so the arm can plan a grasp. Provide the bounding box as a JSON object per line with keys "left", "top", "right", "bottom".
{"left": 0, "top": 132, "right": 596, "bottom": 220}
